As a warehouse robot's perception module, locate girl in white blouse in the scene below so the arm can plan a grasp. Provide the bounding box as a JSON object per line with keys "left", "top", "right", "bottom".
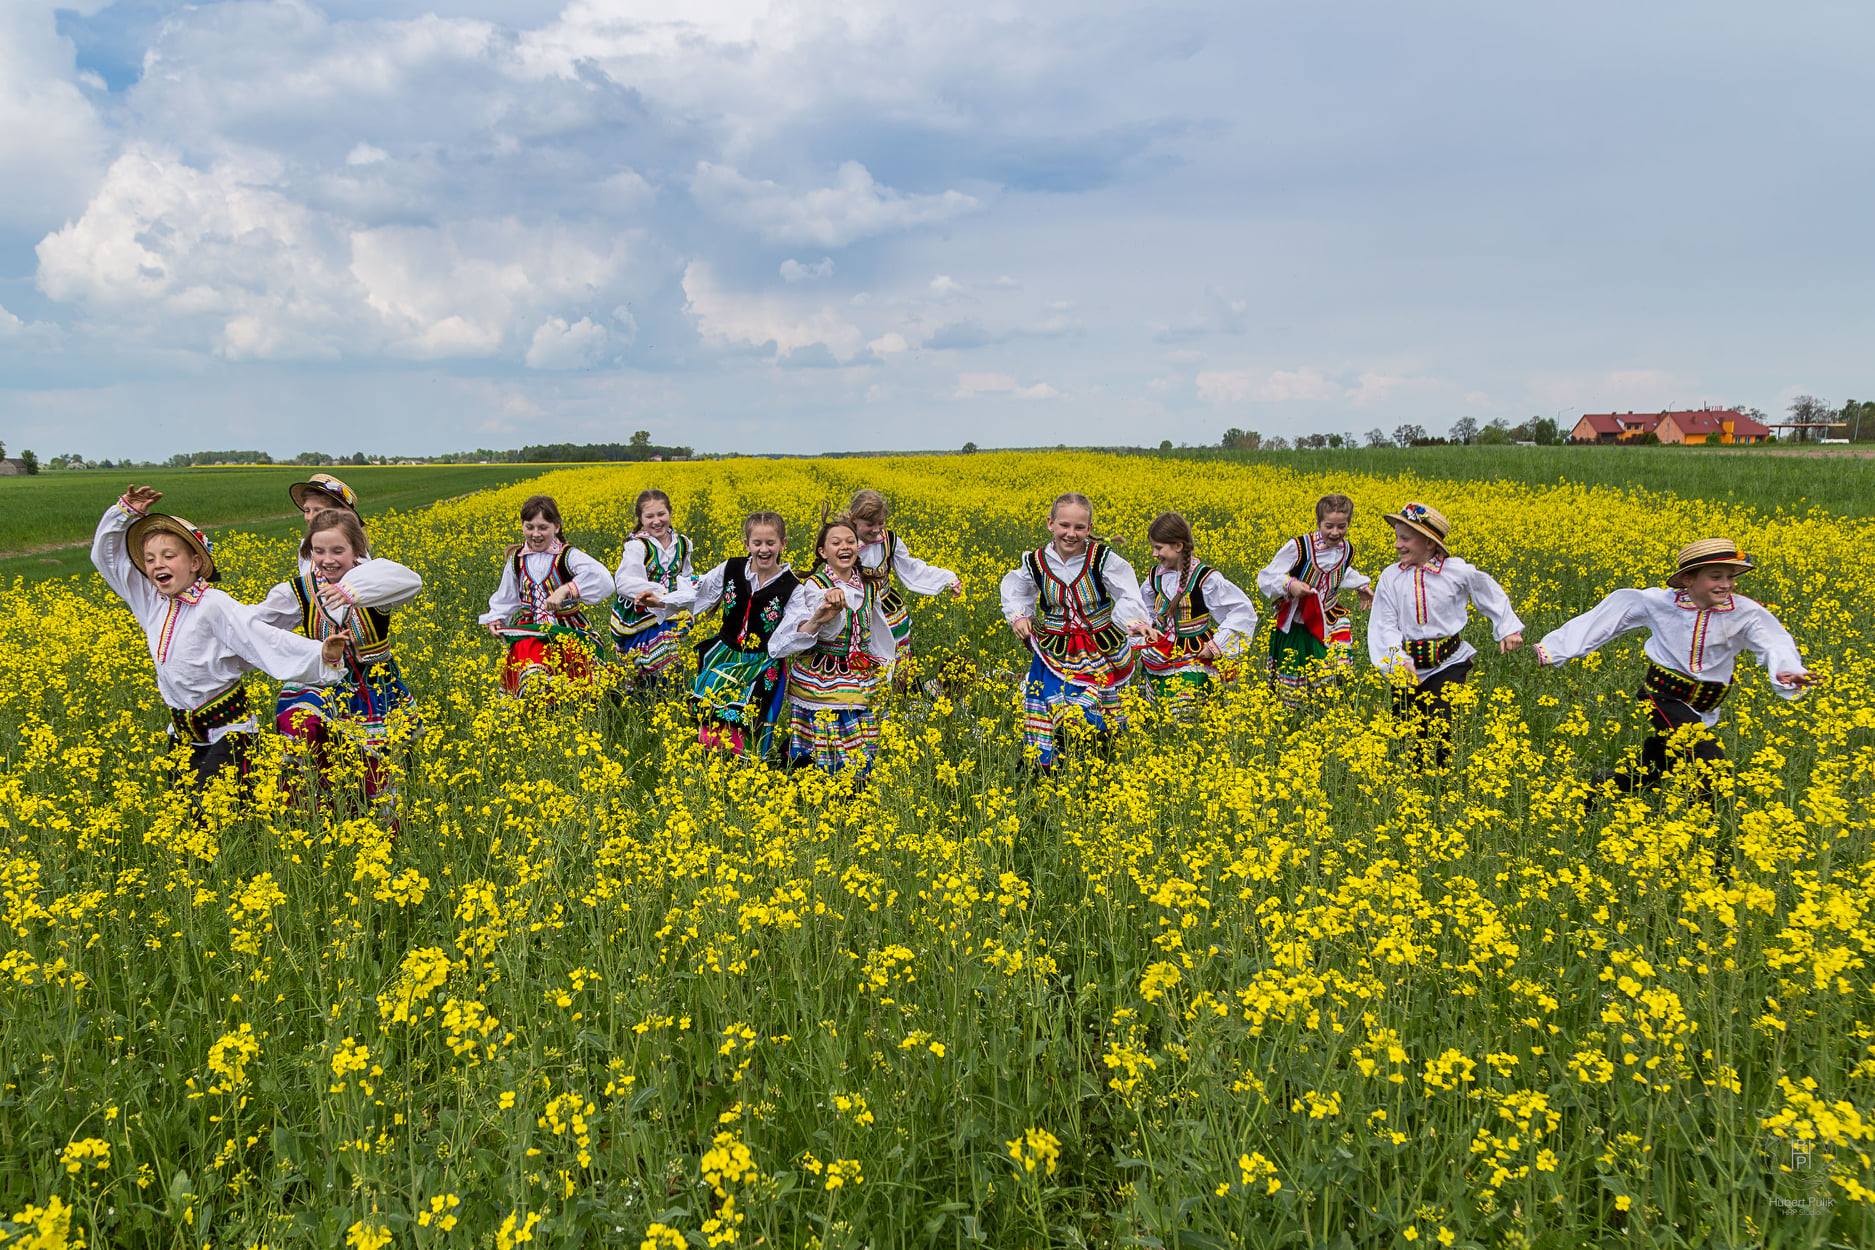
{"left": 93, "top": 485, "right": 347, "bottom": 792}
{"left": 847, "top": 489, "right": 962, "bottom": 677}
{"left": 1535, "top": 537, "right": 1810, "bottom": 795}
{"left": 478, "top": 494, "right": 615, "bottom": 697}
{"left": 1369, "top": 502, "right": 1523, "bottom": 766}
{"left": 609, "top": 488, "right": 698, "bottom": 689}
{"left": 1257, "top": 493, "right": 1373, "bottom": 709}
{"left": 1138, "top": 512, "right": 1258, "bottom": 719}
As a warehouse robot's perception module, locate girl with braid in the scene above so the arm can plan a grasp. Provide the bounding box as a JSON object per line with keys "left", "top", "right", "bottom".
{"left": 1138, "top": 512, "right": 1258, "bottom": 718}
{"left": 1257, "top": 493, "right": 1372, "bottom": 709}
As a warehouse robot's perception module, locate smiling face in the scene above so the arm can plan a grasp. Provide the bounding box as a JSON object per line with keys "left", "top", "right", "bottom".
{"left": 1391, "top": 523, "right": 1436, "bottom": 567}
{"left": 745, "top": 523, "right": 783, "bottom": 569}
{"left": 820, "top": 523, "right": 859, "bottom": 573}
{"left": 1318, "top": 511, "right": 1351, "bottom": 544}
{"left": 1150, "top": 538, "right": 1187, "bottom": 569}
{"left": 309, "top": 528, "right": 361, "bottom": 581}
{"left": 638, "top": 498, "right": 672, "bottom": 539}
{"left": 1682, "top": 566, "right": 1738, "bottom": 607}
{"left": 521, "top": 515, "right": 559, "bottom": 551}
{"left": 1049, "top": 502, "right": 1092, "bottom": 555}
{"left": 853, "top": 517, "right": 885, "bottom": 545}
{"left": 140, "top": 532, "right": 204, "bottom": 596}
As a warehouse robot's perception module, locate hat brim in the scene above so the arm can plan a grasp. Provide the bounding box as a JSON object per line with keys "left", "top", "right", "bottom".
{"left": 288, "top": 481, "right": 358, "bottom": 513}
{"left": 125, "top": 513, "right": 218, "bottom": 583}
{"left": 1668, "top": 558, "right": 1753, "bottom": 588}
{"left": 1386, "top": 515, "right": 1449, "bottom": 554}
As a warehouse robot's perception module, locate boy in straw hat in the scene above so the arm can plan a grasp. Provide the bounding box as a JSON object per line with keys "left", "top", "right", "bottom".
{"left": 1534, "top": 537, "right": 1811, "bottom": 796}
{"left": 93, "top": 485, "right": 351, "bottom": 790}
{"left": 1369, "top": 502, "right": 1524, "bottom": 767}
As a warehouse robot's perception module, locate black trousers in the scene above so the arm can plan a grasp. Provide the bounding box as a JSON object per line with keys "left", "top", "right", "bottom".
{"left": 1615, "top": 695, "right": 1726, "bottom": 793}
{"left": 177, "top": 732, "right": 253, "bottom": 792}
{"left": 1391, "top": 659, "right": 1473, "bottom": 768}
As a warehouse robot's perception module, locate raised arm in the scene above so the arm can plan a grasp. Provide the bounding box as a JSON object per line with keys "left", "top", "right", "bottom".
{"left": 890, "top": 537, "right": 960, "bottom": 596}
{"left": 1533, "top": 588, "right": 1650, "bottom": 667}
{"left": 687, "top": 562, "right": 729, "bottom": 618}
{"left": 91, "top": 495, "right": 161, "bottom": 617}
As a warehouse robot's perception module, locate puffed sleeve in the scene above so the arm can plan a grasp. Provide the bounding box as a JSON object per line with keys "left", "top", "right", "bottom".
{"left": 1533, "top": 588, "right": 1650, "bottom": 667}
{"left": 1462, "top": 562, "right": 1524, "bottom": 640}
{"left": 1339, "top": 556, "right": 1371, "bottom": 593}
{"left": 1256, "top": 538, "right": 1302, "bottom": 601}
{"left": 1741, "top": 601, "right": 1809, "bottom": 699}
{"left": 1367, "top": 568, "right": 1409, "bottom": 674}
{"left": 250, "top": 581, "right": 301, "bottom": 632}
{"left": 1203, "top": 572, "right": 1260, "bottom": 657}
{"left": 478, "top": 558, "right": 521, "bottom": 626}
{"left": 1100, "top": 551, "right": 1151, "bottom": 630}
{"left": 339, "top": 557, "right": 422, "bottom": 610}
{"left": 91, "top": 498, "right": 160, "bottom": 620}
{"left": 688, "top": 562, "right": 728, "bottom": 618}
{"left": 1000, "top": 561, "right": 1040, "bottom": 624}
{"left": 208, "top": 595, "right": 343, "bottom": 686}
{"left": 612, "top": 537, "right": 651, "bottom": 597}
{"left": 767, "top": 582, "right": 827, "bottom": 659}
{"left": 890, "top": 536, "right": 960, "bottom": 596}
{"left": 566, "top": 547, "right": 616, "bottom": 605}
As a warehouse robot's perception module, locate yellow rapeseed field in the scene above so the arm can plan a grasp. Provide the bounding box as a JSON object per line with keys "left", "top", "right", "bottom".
{"left": 2, "top": 452, "right": 1872, "bottom": 1248}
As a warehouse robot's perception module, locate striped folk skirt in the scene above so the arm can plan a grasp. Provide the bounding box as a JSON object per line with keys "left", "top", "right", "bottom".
{"left": 1268, "top": 617, "right": 1352, "bottom": 709}
{"left": 276, "top": 655, "right": 417, "bottom": 750}
{"left": 615, "top": 618, "right": 686, "bottom": 680}
{"left": 1020, "top": 654, "right": 1128, "bottom": 767}
{"left": 692, "top": 641, "right": 789, "bottom": 757}
{"left": 787, "top": 702, "right": 882, "bottom": 774}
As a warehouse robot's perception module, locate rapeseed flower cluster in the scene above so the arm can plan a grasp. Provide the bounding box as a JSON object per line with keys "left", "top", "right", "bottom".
{"left": 0, "top": 452, "right": 1871, "bottom": 1245}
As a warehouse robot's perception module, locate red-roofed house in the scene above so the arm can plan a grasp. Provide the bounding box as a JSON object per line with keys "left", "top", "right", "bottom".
{"left": 1570, "top": 408, "right": 1771, "bottom": 446}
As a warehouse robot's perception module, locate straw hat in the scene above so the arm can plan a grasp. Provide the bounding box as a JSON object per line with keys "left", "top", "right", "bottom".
{"left": 1668, "top": 537, "right": 1754, "bottom": 588}
{"left": 125, "top": 512, "right": 218, "bottom": 583}
{"left": 1384, "top": 501, "right": 1450, "bottom": 554}
{"left": 288, "top": 472, "right": 359, "bottom": 514}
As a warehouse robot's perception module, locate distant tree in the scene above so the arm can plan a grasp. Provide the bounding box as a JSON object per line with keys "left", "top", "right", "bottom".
{"left": 1220, "top": 427, "right": 1263, "bottom": 452}
{"left": 1263, "top": 435, "right": 1291, "bottom": 451}
{"left": 0, "top": 439, "right": 6, "bottom": 457}
{"left": 1841, "top": 399, "right": 1875, "bottom": 442}
{"left": 629, "top": 430, "right": 653, "bottom": 452}
{"left": 963, "top": 441, "right": 978, "bottom": 454}
{"left": 1391, "top": 424, "right": 1426, "bottom": 447}
{"left": 1325, "top": 433, "right": 1345, "bottom": 449}
{"left": 1526, "top": 416, "right": 1562, "bottom": 445}
{"left": 1475, "top": 421, "right": 1512, "bottom": 446}
{"left": 1158, "top": 439, "right": 1172, "bottom": 452}
{"left": 20, "top": 450, "right": 39, "bottom": 475}
{"left": 1295, "top": 433, "right": 1327, "bottom": 450}
{"left": 349, "top": 451, "right": 367, "bottom": 465}
{"left": 1364, "top": 428, "right": 1391, "bottom": 448}
{"left": 1450, "top": 417, "right": 1479, "bottom": 445}
{"left": 1786, "top": 394, "right": 1838, "bottom": 441}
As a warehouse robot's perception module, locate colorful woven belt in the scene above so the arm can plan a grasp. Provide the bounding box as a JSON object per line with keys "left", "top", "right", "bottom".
{"left": 1642, "top": 662, "right": 1729, "bottom": 713}
{"left": 1405, "top": 635, "right": 1461, "bottom": 669}
{"left": 169, "top": 685, "right": 250, "bottom": 745}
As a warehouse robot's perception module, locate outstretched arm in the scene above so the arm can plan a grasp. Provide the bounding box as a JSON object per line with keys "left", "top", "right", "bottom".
{"left": 1533, "top": 588, "right": 1649, "bottom": 667}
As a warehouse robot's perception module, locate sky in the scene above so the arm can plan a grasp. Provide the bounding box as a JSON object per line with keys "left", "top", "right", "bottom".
{"left": 1, "top": 0, "right": 1871, "bottom": 460}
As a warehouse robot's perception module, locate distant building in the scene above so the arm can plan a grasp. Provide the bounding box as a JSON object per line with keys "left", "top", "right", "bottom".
{"left": 0, "top": 458, "right": 28, "bottom": 476}
{"left": 1570, "top": 407, "right": 1771, "bottom": 446}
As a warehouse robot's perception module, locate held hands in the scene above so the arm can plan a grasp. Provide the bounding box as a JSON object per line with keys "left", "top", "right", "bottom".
{"left": 1356, "top": 587, "right": 1375, "bottom": 610}
{"left": 1198, "top": 639, "right": 1221, "bottom": 661}
{"left": 1284, "top": 577, "right": 1312, "bottom": 600}
{"left": 947, "top": 579, "right": 965, "bottom": 599}
{"left": 543, "top": 584, "right": 578, "bottom": 610}
{"left": 124, "top": 484, "right": 163, "bottom": 514}
{"left": 1010, "top": 616, "right": 1034, "bottom": 641}
{"left": 1777, "top": 671, "right": 1816, "bottom": 688}
{"left": 633, "top": 588, "right": 664, "bottom": 610}
{"left": 808, "top": 585, "right": 848, "bottom": 630}
{"left": 320, "top": 631, "right": 352, "bottom": 666}
{"left": 1499, "top": 632, "right": 1524, "bottom": 654}
{"left": 316, "top": 583, "right": 353, "bottom": 614}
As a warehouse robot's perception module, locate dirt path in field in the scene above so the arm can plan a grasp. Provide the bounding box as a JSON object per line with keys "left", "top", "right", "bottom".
{"left": 0, "top": 508, "right": 303, "bottom": 561}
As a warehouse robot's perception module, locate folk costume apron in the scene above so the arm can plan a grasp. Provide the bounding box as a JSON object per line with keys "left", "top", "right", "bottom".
{"left": 692, "top": 558, "right": 799, "bottom": 756}
{"left": 1142, "top": 561, "right": 1223, "bottom": 712}
{"left": 871, "top": 530, "right": 913, "bottom": 657}
{"left": 499, "top": 548, "right": 599, "bottom": 696}
{"left": 786, "top": 573, "right": 886, "bottom": 773}
{"left": 1269, "top": 533, "right": 1356, "bottom": 708}
{"left": 1020, "top": 542, "right": 1135, "bottom": 766}
{"left": 610, "top": 533, "right": 691, "bottom": 680}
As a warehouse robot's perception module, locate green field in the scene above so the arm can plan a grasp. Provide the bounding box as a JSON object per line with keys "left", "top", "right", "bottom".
{"left": 0, "top": 466, "right": 548, "bottom": 581}
{"left": 1174, "top": 444, "right": 1875, "bottom": 517}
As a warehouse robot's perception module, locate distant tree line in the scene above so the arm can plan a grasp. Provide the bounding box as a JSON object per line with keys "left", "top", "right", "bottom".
{"left": 12, "top": 430, "right": 694, "bottom": 471}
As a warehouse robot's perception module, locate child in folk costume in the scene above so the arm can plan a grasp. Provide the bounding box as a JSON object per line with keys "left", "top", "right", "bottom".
{"left": 769, "top": 513, "right": 898, "bottom": 775}
{"left": 1000, "top": 493, "right": 1153, "bottom": 768}
{"left": 1534, "top": 538, "right": 1811, "bottom": 795}
{"left": 92, "top": 485, "right": 348, "bottom": 789}
{"left": 1258, "top": 493, "right": 1373, "bottom": 708}
{"left": 685, "top": 511, "right": 801, "bottom": 756}
{"left": 252, "top": 508, "right": 422, "bottom": 809}
{"left": 1368, "top": 503, "right": 1524, "bottom": 767}
{"left": 1138, "top": 512, "right": 1258, "bottom": 716}
{"left": 478, "top": 494, "right": 615, "bottom": 697}
{"left": 609, "top": 489, "right": 697, "bottom": 687}
{"left": 847, "top": 489, "right": 962, "bottom": 668}
{"left": 288, "top": 472, "right": 362, "bottom": 572}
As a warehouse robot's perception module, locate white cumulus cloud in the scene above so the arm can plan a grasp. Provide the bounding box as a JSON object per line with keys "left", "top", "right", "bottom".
{"left": 526, "top": 316, "right": 610, "bottom": 369}
{"left": 682, "top": 260, "right": 866, "bottom": 361}
{"left": 691, "top": 160, "right": 978, "bottom": 248}
{"left": 780, "top": 257, "right": 835, "bottom": 283}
